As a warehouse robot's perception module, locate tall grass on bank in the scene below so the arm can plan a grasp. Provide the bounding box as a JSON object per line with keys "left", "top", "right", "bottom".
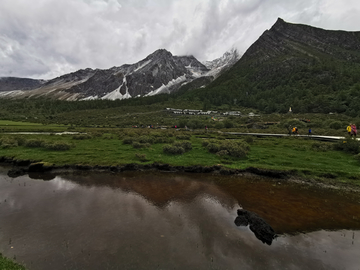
{"left": 1, "top": 131, "right": 360, "bottom": 185}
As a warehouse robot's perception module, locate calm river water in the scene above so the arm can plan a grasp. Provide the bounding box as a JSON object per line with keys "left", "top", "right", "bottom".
{"left": 0, "top": 165, "right": 359, "bottom": 270}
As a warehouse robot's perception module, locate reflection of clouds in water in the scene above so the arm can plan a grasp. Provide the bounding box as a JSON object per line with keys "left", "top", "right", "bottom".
{"left": 50, "top": 176, "right": 79, "bottom": 191}
{"left": 275, "top": 230, "right": 359, "bottom": 270}
{"left": 0, "top": 171, "right": 359, "bottom": 270}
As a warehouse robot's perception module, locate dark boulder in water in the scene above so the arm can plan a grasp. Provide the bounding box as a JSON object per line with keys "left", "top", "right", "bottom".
{"left": 235, "top": 209, "right": 276, "bottom": 245}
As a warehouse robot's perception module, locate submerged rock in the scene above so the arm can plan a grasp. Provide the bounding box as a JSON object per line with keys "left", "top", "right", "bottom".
{"left": 235, "top": 209, "right": 276, "bottom": 245}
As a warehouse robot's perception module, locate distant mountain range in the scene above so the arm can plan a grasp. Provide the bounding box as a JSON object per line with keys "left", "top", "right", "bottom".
{"left": 2, "top": 18, "right": 360, "bottom": 116}
{"left": 0, "top": 48, "right": 240, "bottom": 101}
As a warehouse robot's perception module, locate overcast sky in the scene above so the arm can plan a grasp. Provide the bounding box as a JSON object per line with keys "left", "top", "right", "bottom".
{"left": 1, "top": 0, "right": 359, "bottom": 79}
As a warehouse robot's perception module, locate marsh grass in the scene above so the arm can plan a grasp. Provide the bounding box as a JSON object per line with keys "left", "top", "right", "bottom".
{"left": 1, "top": 130, "right": 360, "bottom": 185}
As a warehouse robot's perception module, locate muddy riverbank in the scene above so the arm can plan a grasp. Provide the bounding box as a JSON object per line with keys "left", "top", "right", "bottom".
{"left": 2, "top": 155, "right": 360, "bottom": 193}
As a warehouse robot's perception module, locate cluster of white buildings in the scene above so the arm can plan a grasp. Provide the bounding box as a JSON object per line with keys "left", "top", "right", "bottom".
{"left": 165, "top": 108, "right": 241, "bottom": 116}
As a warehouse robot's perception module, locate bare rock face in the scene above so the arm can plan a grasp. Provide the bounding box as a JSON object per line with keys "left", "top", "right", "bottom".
{"left": 0, "top": 77, "right": 45, "bottom": 92}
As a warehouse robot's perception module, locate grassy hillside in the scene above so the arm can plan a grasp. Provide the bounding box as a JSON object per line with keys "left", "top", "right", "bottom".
{"left": 176, "top": 19, "right": 360, "bottom": 116}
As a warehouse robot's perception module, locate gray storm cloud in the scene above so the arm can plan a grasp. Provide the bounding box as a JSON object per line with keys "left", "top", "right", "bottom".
{"left": 0, "top": 0, "right": 359, "bottom": 79}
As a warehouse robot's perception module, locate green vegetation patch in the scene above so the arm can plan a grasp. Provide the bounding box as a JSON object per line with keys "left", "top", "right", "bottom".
{"left": 1, "top": 128, "right": 360, "bottom": 186}
{"left": 0, "top": 253, "right": 26, "bottom": 270}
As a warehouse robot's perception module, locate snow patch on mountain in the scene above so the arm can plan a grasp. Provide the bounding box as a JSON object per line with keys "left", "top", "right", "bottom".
{"left": 185, "top": 64, "right": 204, "bottom": 78}
{"left": 145, "top": 75, "right": 187, "bottom": 96}
{"left": 102, "top": 76, "right": 131, "bottom": 100}
{"left": 133, "top": 60, "right": 152, "bottom": 73}
{"left": 81, "top": 95, "right": 99, "bottom": 101}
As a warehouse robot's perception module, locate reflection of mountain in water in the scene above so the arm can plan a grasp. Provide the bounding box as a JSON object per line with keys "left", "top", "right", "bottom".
{"left": 235, "top": 209, "right": 277, "bottom": 245}
{"left": 62, "top": 171, "right": 238, "bottom": 209}
{"left": 44, "top": 170, "right": 360, "bottom": 235}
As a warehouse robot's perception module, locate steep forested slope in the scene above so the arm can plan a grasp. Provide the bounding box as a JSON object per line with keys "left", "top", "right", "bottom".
{"left": 180, "top": 18, "right": 360, "bottom": 116}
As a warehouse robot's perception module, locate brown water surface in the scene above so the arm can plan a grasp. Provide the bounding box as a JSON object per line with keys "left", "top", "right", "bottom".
{"left": 0, "top": 166, "right": 359, "bottom": 270}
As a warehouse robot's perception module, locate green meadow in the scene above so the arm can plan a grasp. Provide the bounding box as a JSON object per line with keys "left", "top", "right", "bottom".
{"left": 1, "top": 126, "right": 360, "bottom": 186}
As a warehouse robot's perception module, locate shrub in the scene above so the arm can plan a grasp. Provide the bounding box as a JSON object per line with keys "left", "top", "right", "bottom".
{"left": 176, "top": 134, "right": 191, "bottom": 140}
{"left": 43, "top": 142, "right": 72, "bottom": 151}
{"left": 90, "top": 131, "right": 103, "bottom": 137}
{"left": 163, "top": 144, "right": 185, "bottom": 155}
{"left": 222, "top": 140, "right": 250, "bottom": 158}
{"left": 73, "top": 134, "right": 92, "bottom": 140}
{"left": 223, "top": 120, "right": 234, "bottom": 129}
{"left": 312, "top": 142, "right": 332, "bottom": 152}
{"left": 173, "top": 141, "right": 192, "bottom": 151}
{"left": 14, "top": 136, "right": 26, "bottom": 146}
{"left": 202, "top": 139, "right": 216, "bottom": 147}
{"left": 329, "top": 121, "right": 343, "bottom": 130}
{"left": 204, "top": 139, "right": 250, "bottom": 158}
{"left": 187, "top": 119, "right": 204, "bottom": 129}
{"left": 132, "top": 142, "right": 151, "bottom": 149}
{"left": 102, "top": 134, "right": 115, "bottom": 140}
{"left": 216, "top": 150, "right": 229, "bottom": 156}
{"left": 154, "top": 137, "right": 175, "bottom": 144}
{"left": 0, "top": 137, "right": 18, "bottom": 148}
{"left": 138, "top": 135, "right": 155, "bottom": 144}
{"left": 215, "top": 122, "right": 224, "bottom": 129}
{"left": 135, "top": 153, "right": 148, "bottom": 162}
{"left": 207, "top": 142, "right": 221, "bottom": 153}
{"left": 334, "top": 138, "right": 360, "bottom": 154}
{"left": 243, "top": 136, "right": 254, "bottom": 144}
{"left": 123, "top": 137, "right": 135, "bottom": 144}
{"left": 24, "top": 139, "right": 46, "bottom": 148}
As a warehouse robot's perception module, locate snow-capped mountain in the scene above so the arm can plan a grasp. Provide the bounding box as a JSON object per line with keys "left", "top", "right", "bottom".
{"left": 202, "top": 48, "right": 241, "bottom": 78}
{"left": 0, "top": 48, "right": 239, "bottom": 101}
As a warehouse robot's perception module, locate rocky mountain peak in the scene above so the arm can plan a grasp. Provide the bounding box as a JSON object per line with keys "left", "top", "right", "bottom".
{"left": 146, "top": 49, "right": 173, "bottom": 60}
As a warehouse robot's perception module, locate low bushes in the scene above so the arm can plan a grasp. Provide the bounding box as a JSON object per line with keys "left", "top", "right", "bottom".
{"left": 163, "top": 144, "right": 185, "bottom": 155}
{"left": 123, "top": 137, "right": 135, "bottom": 145}
{"left": 123, "top": 134, "right": 175, "bottom": 147}
{"left": 0, "top": 137, "right": 18, "bottom": 149}
{"left": 153, "top": 137, "right": 175, "bottom": 144}
{"left": 43, "top": 141, "right": 72, "bottom": 151}
{"left": 73, "top": 134, "right": 92, "bottom": 140}
{"left": 163, "top": 141, "right": 193, "bottom": 155}
{"left": 329, "top": 121, "right": 343, "bottom": 130}
{"left": 138, "top": 135, "right": 155, "bottom": 144}
{"left": 203, "top": 139, "right": 250, "bottom": 158}
{"left": 311, "top": 142, "right": 332, "bottom": 152}
{"left": 334, "top": 138, "right": 360, "bottom": 154}
{"left": 132, "top": 142, "right": 151, "bottom": 149}
{"left": 173, "top": 141, "right": 192, "bottom": 151}
{"left": 176, "top": 134, "right": 191, "bottom": 140}
{"left": 24, "top": 139, "right": 46, "bottom": 148}
{"left": 135, "top": 153, "right": 148, "bottom": 162}
{"left": 0, "top": 136, "right": 73, "bottom": 151}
